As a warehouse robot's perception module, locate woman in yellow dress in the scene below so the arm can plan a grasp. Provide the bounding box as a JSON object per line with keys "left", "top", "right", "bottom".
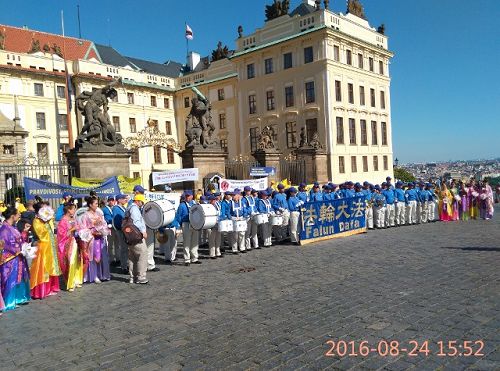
{"left": 56, "top": 203, "right": 83, "bottom": 292}
{"left": 438, "top": 184, "right": 453, "bottom": 222}
{"left": 30, "top": 203, "right": 61, "bottom": 299}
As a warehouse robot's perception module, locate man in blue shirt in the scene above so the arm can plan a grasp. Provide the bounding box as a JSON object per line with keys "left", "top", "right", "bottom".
{"left": 418, "top": 184, "right": 430, "bottom": 223}
{"left": 373, "top": 185, "right": 387, "bottom": 229}
{"left": 174, "top": 191, "right": 200, "bottom": 266}
{"left": 427, "top": 183, "right": 438, "bottom": 222}
{"left": 309, "top": 182, "right": 323, "bottom": 202}
{"left": 272, "top": 184, "right": 290, "bottom": 243}
{"left": 242, "top": 186, "right": 259, "bottom": 251}
{"left": 125, "top": 194, "right": 149, "bottom": 284}
{"left": 405, "top": 183, "right": 419, "bottom": 225}
{"left": 362, "top": 182, "right": 374, "bottom": 229}
{"left": 287, "top": 187, "right": 303, "bottom": 244}
{"left": 394, "top": 181, "right": 406, "bottom": 226}
{"left": 257, "top": 190, "right": 273, "bottom": 247}
{"left": 382, "top": 183, "right": 396, "bottom": 227}
{"left": 102, "top": 196, "right": 118, "bottom": 265}
{"left": 230, "top": 188, "right": 248, "bottom": 254}
{"left": 297, "top": 183, "right": 309, "bottom": 203}
{"left": 55, "top": 192, "right": 72, "bottom": 222}
{"left": 208, "top": 195, "right": 222, "bottom": 258}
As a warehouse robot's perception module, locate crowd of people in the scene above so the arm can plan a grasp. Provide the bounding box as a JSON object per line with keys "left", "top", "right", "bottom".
{"left": 0, "top": 176, "right": 496, "bottom": 314}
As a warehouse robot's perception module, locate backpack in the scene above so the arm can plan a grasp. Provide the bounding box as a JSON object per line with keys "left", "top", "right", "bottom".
{"left": 121, "top": 208, "right": 143, "bottom": 245}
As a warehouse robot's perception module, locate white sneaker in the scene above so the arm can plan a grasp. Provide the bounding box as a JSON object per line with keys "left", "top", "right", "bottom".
{"left": 94, "top": 277, "right": 101, "bottom": 284}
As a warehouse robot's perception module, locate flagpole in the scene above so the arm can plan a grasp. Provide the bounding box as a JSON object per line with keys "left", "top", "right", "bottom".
{"left": 185, "top": 21, "right": 189, "bottom": 59}
{"left": 61, "top": 10, "right": 74, "bottom": 150}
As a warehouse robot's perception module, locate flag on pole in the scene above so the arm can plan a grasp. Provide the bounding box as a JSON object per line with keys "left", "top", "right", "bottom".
{"left": 185, "top": 24, "right": 193, "bottom": 40}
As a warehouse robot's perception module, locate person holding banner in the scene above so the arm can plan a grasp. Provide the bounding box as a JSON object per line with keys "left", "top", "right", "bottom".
{"left": 297, "top": 183, "right": 309, "bottom": 203}
{"left": 242, "top": 186, "right": 259, "bottom": 251}
{"left": 230, "top": 189, "right": 248, "bottom": 254}
{"left": 287, "top": 187, "right": 303, "bottom": 245}
{"left": 208, "top": 195, "right": 222, "bottom": 259}
{"left": 309, "top": 182, "right": 323, "bottom": 202}
{"left": 174, "top": 191, "right": 200, "bottom": 266}
{"left": 112, "top": 194, "right": 129, "bottom": 274}
{"left": 257, "top": 191, "right": 273, "bottom": 247}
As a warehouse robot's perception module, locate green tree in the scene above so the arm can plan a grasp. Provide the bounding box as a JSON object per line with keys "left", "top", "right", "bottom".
{"left": 394, "top": 167, "right": 416, "bottom": 183}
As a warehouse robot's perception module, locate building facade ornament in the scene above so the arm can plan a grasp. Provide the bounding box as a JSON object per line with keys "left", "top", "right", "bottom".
{"left": 123, "top": 119, "right": 181, "bottom": 152}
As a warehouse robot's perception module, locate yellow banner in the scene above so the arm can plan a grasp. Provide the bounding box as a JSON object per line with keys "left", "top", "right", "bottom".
{"left": 71, "top": 176, "right": 142, "bottom": 194}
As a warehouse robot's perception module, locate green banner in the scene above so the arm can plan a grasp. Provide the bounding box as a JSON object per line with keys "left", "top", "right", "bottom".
{"left": 71, "top": 175, "right": 142, "bottom": 194}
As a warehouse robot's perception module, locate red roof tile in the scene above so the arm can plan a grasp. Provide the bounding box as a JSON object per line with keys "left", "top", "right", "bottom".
{"left": 0, "top": 24, "right": 101, "bottom": 62}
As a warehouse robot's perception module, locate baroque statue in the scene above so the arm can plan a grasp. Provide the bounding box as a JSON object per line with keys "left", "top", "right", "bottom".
{"left": 75, "top": 78, "right": 123, "bottom": 147}
{"left": 211, "top": 41, "right": 230, "bottom": 62}
{"left": 347, "top": 0, "right": 366, "bottom": 20}
{"left": 308, "top": 132, "right": 324, "bottom": 150}
{"left": 185, "top": 89, "right": 217, "bottom": 149}
{"left": 265, "top": 0, "right": 290, "bottom": 21}
{"left": 237, "top": 25, "right": 243, "bottom": 38}
{"left": 299, "top": 127, "right": 308, "bottom": 147}
{"left": 29, "top": 39, "right": 41, "bottom": 53}
{"left": 257, "top": 125, "right": 277, "bottom": 150}
{"left": 0, "top": 30, "right": 5, "bottom": 50}
{"left": 377, "top": 24, "right": 386, "bottom": 35}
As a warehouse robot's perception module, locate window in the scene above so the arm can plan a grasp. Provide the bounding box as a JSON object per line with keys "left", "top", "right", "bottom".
{"left": 247, "top": 63, "right": 255, "bottom": 79}
{"left": 59, "top": 143, "right": 69, "bottom": 159}
{"left": 333, "top": 45, "right": 340, "bottom": 61}
{"left": 184, "top": 97, "right": 190, "bottom": 108}
{"left": 127, "top": 92, "right": 135, "bottom": 104}
{"left": 305, "top": 81, "right": 315, "bottom": 103}
{"left": 266, "top": 90, "right": 275, "bottom": 111}
{"left": 335, "top": 80, "right": 342, "bottom": 102}
{"left": 371, "top": 121, "right": 378, "bottom": 145}
{"left": 381, "top": 122, "right": 388, "bottom": 145}
{"left": 373, "top": 156, "right": 379, "bottom": 171}
{"left": 306, "top": 118, "right": 317, "bottom": 143}
{"left": 131, "top": 149, "right": 140, "bottom": 164}
{"left": 362, "top": 156, "right": 368, "bottom": 172}
{"left": 220, "top": 139, "right": 228, "bottom": 153}
{"left": 167, "top": 148, "right": 175, "bottom": 163}
{"left": 165, "top": 120, "right": 172, "bottom": 135}
{"left": 349, "top": 118, "right": 356, "bottom": 144}
{"left": 219, "top": 113, "right": 226, "bottom": 129}
{"left": 346, "top": 49, "right": 352, "bottom": 65}
{"left": 379, "top": 60, "right": 384, "bottom": 75}
{"left": 264, "top": 58, "right": 273, "bottom": 74}
{"left": 150, "top": 95, "right": 157, "bottom": 107}
{"left": 380, "top": 91, "right": 386, "bottom": 109}
{"left": 370, "top": 88, "right": 376, "bottom": 107}
{"left": 304, "top": 46, "right": 313, "bottom": 64}
{"left": 57, "top": 85, "right": 65, "bottom": 99}
{"left": 34, "top": 83, "right": 44, "bottom": 97}
{"left": 383, "top": 155, "right": 389, "bottom": 170}
{"left": 339, "top": 156, "right": 345, "bottom": 174}
{"left": 150, "top": 119, "right": 158, "bottom": 128}
{"left": 164, "top": 97, "right": 170, "bottom": 108}
{"left": 129, "top": 118, "right": 136, "bottom": 133}
{"left": 348, "top": 83, "right": 354, "bottom": 104}
{"left": 359, "top": 86, "right": 365, "bottom": 106}
{"left": 112, "top": 116, "right": 121, "bottom": 132}
{"left": 351, "top": 156, "right": 357, "bottom": 173}
{"left": 336, "top": 117, "right": 344, "bottom": 144}
{"left": 358, "top": 53, "right": 363, "bottom": 69}
{"left": 36, "top": 112, "right": 46, "bottom": 130}
{"left": 133, "top": 172, "right": 140, "bottom": 179}
{"left": 58, "top": 114, "right": 68, "bottom": 131}
{"left": 285, "top": 86, "right": 294, "bottom": 107}
{"left": 153, "top": 145, "right": 162, "bottom": 163}
{"left": 3, "top": 145, "right": 14, "bottom": 155}
{"left": 249, "top": 127, "right": 260, "bottom": 152}
{"left": 283, "top": 52, "right": 292, "bottom": 69}
{"left": 286, "top": 122, "right": 297, "bottom": 148}
{"left": 360, "top": 119, "right": 367, "bottom": 145}
{"left": 217, "top": 88, "right": 225, "bottom": 101}
{"left": 248, "top": 94, "right": 257, "bottom": 114}
{"left": 369, "top": 57, "right": 374, "bottom": 72}
{"left": 36, "top": 143, "right": 48, "bottom": 161}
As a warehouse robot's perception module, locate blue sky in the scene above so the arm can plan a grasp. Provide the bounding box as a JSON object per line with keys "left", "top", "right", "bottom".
{"left": 2, "top": 1, "right": 499, "bottom": 163}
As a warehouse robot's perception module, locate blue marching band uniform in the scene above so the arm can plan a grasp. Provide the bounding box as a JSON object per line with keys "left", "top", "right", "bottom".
{"left": 129, "top": 177, "right": 440, "bottom": 267}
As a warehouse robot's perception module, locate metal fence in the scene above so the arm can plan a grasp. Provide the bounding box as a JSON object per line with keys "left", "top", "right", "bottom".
{"left": 0, "top": 161, "right": 74, "bottom": 209}
{"left": 280, "top": 158, "right": 306, "bottom": 185}
{"left": 225, "top": 159, "right": 259, "bottom": 180}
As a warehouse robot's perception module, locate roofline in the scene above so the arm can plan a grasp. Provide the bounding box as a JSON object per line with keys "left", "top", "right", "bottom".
{"left": 176, "top": 73, "right": 237, "bottom": 92}
{"left": 0, "top": 23, "right": 93, "bottom": 44}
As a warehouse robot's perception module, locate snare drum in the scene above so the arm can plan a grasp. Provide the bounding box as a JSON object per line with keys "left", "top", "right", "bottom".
{"left": 218, "top": 219, "right": 233, "bottom": 233}
{"left": 142, "top": 200, "right": 176, "bottom": 230}
{"left": 270, "top": 214, "right": 284, "bottom": 226}
{"left": 233, "top": 219, "right": 248, "bottom": 232}
{"left": 253, "top": 213, "right": 269, "bottom": 225}
{"left": 189, "top": 204, "right": 218, "bottom": 230}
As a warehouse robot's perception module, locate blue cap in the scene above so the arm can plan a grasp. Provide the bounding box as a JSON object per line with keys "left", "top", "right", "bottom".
{"left": 386, "top": 176, "right": 392, "bottom": 180}
{"left": 214, "top": 192, "right": 221, "bottom": 197}
{"left": 259, "top": 190, "right": 268, "bottom": 196}
{"left": 225, "top": 191, "right": 235, "bottom": 196}
{"left": 244, "top": 186, "right": 252, "bottom": 192}
{"left": 396, "top": 181, "right": 403, "bottom": 186}
{"left": 200, "top": 195, "right": 207, "bottom": 201}
{"left": 277, "top": 184, "right": 285, "bottom": 189}
{"left": 299, "top": 182, "right": 306, "bottom": 188}
{"left": 204, "top": 191, "right": 212, "bottom": 197}
{"left": 183, "top": 190, "right": 193, "bottom": 197}
{"left": 313, "top": 182, "right": 320, "bottom": 187}
{"left": 331, "top": 183, "right": 337, "bottom": 189}
{"left": 363, "top": 181, "right": 369, "bottom": 186}
{"left": 133, "top": 185, "right": 145, "bottom": 193}
{"left": 107, "top": 196, "right": 115, "bottom": 201}
{"left": 355, "top": 182, "right": 361, "bottom": 188}
{"left": 251, "top": 189, "right": 258, "bottom": 193}
{"left": 116, "top": 194, "right": 127, "bottom": 200}
{"left": 289, "top": 187, "right": 297, "bottom": 193}
{"left": 382, "top": 182, "right": 387, "bottom": 186}
{"left": 374, "top": 185, "right": 381, "bottom": 190}
{"left": 234, "top": 188, "right": 241, "bottom": 193}
{"left": 208, "top": 195, "right": 217, "bottom": 201}
{"left": 62, "top": 192, "right": 72, "bottom": 198}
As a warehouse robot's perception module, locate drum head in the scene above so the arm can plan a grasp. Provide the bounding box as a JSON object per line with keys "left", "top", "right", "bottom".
{"left": 142, "top": 200, "right": 175, "bottom": 230}
{"left": 189, "top": 204, "right": 206, "bottom": 230}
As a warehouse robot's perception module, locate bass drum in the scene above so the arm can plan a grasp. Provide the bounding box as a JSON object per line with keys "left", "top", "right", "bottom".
{"left": 142, "top": 200, "right": 176, "bottom": 230}
{"left": 189, "top": 204, "right": 218, "bottom": 230}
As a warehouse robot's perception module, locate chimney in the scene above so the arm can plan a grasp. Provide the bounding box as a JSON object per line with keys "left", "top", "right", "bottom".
{"left": 187, "top": 51, "right": 201, "bottom": 71}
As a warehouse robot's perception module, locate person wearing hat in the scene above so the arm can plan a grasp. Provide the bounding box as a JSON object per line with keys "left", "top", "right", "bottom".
{"left": 372, "top": 186, "right": 387, "bottom": 229}
{"left": 207, "top": 195, "right": 223, "bottom": 259}
{"left": 394, "top": 181, "right": 406, "bottom": 226}
{"left": 297, "top": 183, "right": 309, "bottom": 203}
{"left": 362, "top": 183, "right": 374, "bottom": 230}
{"left": 242, "top": 186, "right": 259, "bottom": 251}
{"left": 309, "top": 182, "right": 323, "bottom": 202}
{"left": 173, "top": 190, "right": 200, "bottom": 266}
{"left": 0, "top": 200, "right": 6, "bottom": 216}
{"left": 344, "top": 182, "right": 355, "bottom": 198}
{"left": 272, "top": 184, "right": 290, "bottom": 243}
{"left": 427, "top": 183, "right": 437, "bottom": 222}
{"left": 404, "top": 182, "right": 419, "bottom": 225}
{"left": 386, "top": 176, "right": 394, "bottom": 190}
{"left": 102, "top": 196, "right": 118, "bottom": 265}
{"left": 256, "top": 190, "right": 273, "bottom": 247}
{"left": 14, "top": 197, "right": 26, "bottom": 214}
{"left": 322, "top": 185, "right": 333, "bottom": 201}
{"left": 125, "top": 194, "right": 149, "bottom": 284}
{"left": 112, "top": 194, "right": 130, "bottom": 274}
{"left": 287, "top": 187, "right": 303, "bottom": 244}
{"left": 55, "top": 192, "right": 73, "bottom": 222}
{"left": 229, "top": 188, "right": 248, "bottom": 254}
{"left": 418, "top": 183, "right": 430, "bottom": 224}
{"left": 381, "top": 182, "right": 396, "bottom": 228}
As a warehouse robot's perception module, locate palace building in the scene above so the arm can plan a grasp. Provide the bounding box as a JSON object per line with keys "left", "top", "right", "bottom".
{"left": 0, "top": 0, "right": 394, "bottom": 188}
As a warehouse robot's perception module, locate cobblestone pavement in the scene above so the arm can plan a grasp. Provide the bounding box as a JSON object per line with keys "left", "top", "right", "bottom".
{"left": 0, "top": 207, "right": 499, "bottom": 371}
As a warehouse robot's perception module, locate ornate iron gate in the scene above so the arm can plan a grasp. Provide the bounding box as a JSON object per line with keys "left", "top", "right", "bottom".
{"left": 280, "top": 157, "right": 306, "bottom": 185}
{"left": 225, "top": 157, "right": 259, "bottom": 180}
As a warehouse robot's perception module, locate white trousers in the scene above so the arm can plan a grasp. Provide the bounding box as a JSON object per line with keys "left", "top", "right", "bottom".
{"left": 289, "top": 211, "right": 300, "bottom": 243}
{"left": 146, "top": 227, "right": 156, "bottom": 270}
{"left": 428, "top": 201, "right": 437, "bottom": 221}
{"left": 406, "top": 200, "right": 417, "bottom": 224}
{"left": 208, "top": 227, "right": 221, "bottom": 257}
{"left": 260, "top": 222, "right": 272, "bottom": 246}
{"left": 231, "top": 231, "right": 246, "bottom": 252}
{"left": 385, "top": 204, "right": 395, "bottom": 227}
{"left": 159, "top": 228, "right": 177, "bottom": 262}
{"left": 245, "top": 217, "right": 259, "bottom": 249}
{"left": 420, "top": 201, "right": 428, "bottom": 223}
{"left": 182, "top": 222, "right": 199, "bottom": 263}
{"left": 374, "top": 206, "right": 386, "bottom": 228}
{"left": 395, "top": 202, "right": 406, "bottom": 225}
{"left": 366, "top": 206, "right": 374, "bottom": 229}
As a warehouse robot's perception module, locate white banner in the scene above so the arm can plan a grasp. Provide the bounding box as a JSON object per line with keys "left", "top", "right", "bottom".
{"left": 152, "top": 168, "right": 198, "bottom": 186}
{"left": 144, "top": 191, "right": 181, "bottom": 210}
{"left": 219, "top": 177, "right": 268, "bottom": 192}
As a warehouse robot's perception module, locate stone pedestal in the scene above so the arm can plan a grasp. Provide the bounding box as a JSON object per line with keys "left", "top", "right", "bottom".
{"left": 66, "top": 143, "right": 132, "bottom": 179}
{"left": 180, "top": 147, "right": 228, "bottom": 191}
{"left": 252, "top": 149, "right": 282, "bottom": 182}
{"left": 295, "top": 147, "right": 328, "bottom": 184}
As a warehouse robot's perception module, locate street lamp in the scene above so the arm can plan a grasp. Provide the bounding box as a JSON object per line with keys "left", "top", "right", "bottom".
{"left": 394, "top": 158, "right": 399, "bottom": 167}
